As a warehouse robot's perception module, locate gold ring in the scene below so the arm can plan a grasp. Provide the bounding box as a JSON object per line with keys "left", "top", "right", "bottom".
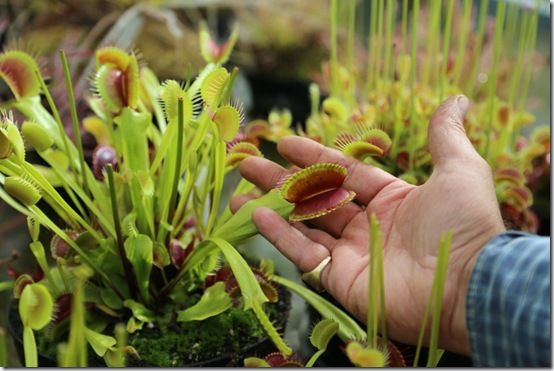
{"left": 301, "top": 256, "right": 331, "bottom": 292}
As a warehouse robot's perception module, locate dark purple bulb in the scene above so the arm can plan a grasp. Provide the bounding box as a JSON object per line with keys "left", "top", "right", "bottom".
{"left": 92, "top": 145, "right": 118, "bottom": 180}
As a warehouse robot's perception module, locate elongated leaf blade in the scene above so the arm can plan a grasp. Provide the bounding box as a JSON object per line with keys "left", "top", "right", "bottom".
{"left": 208, "top": 237, "right": 268, "bottom": 309}
{"left": 124, "top": 234, "right": 153, "bottom": 302}
{"left": 177, "top": 282, "right": 232, "bottom": 322}
{"left": 213, "top": 190, "right": 293, "bottom": 245}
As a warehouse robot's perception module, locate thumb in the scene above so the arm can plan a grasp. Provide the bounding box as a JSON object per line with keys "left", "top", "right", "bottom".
{"left": 428, "top": 94, "right": 480, "bottom": 168}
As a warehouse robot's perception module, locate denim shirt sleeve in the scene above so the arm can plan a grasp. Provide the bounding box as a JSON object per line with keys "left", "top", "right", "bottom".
{"left": 466, "top": 231, "right": 551, "bottom": 367}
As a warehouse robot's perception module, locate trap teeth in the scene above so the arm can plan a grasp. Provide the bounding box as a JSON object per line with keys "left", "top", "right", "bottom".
{"left": 279, "top": 163, "right": 355, "bottom": 222}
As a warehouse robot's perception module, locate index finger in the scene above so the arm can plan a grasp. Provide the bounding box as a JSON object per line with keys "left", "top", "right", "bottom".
{"left": 277, "top": 136, "right": 398, "bottom": 205}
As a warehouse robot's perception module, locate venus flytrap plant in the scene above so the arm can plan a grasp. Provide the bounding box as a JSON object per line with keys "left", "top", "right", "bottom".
{"left": 343, "top": 214, "right": 391, "bottom": 367}
{"left": 0, "top": 27, "right": 313, "bottom": 366}
{"left": 248, "top": 0, "right": 548, "bottom": 233}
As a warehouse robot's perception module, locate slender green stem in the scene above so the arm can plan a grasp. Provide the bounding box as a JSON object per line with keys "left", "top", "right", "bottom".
{"left": 167, "top": 98, "right": 185, "bottom": 229}
{"left": 106, "top": 165, "right": 139, "bottom": 301}
{"left": 508, "top": 10, "right": 530, "bottom": 107}
{"left": 206, "top": 138, "right": 225, "bottom": 237}
{"left": 368, "top": 213, "right": 386, "bottom": 349}
{"left": 374, "top": 0, "right": 384, "bottom": 87}
{"left": 451, "top": 0, "right": 473, "bottom": 87}
{"left": 366, "top": 0, "right": 378, "bottom": 93}
{"left": 400, "top": 0, "right": 409, "bottom": 55}
{"left": 171, "top": 167, "right": 196, "bottom": 233}
{"left": 383, "top": 0, "right": 395, "bottom": 83}
{"left": 39, "top": 150, "right": 116, "bottom": 238}
{"left": 517, "top": 7, "right": 538, "bottom": 112}
{"left": 35, "top": 71, "right": 72, "bottom": 161}
{"left": 439, "top": 0, "right": 454, "bottom": 102}
{"left": 346, "top": 0, "right": 356, "bottom": 73}
{"left": 367, "top": 214, "right": 377, "bottom": 347}
{"left": 252, "top": 302, "right": 292, "bottom": 356}
{"left": 407, "top": 0, "right": 420, "bottom": 171}
{"left": 422, "top": 0, "right": 440, "bottom": 87}
{"left": 468, "top": 0, "right": 490, "bottom": 96}
{"left": 59, "top": 50, "right": 90, "bottom": 196}
{"left": 330, "top": 0, "right": 339, "bottom": 96}
{"left": 426, "top": 232, "right": 452, "bottom": 367}
{"left": 483, "top": 0, "right": 505, "bottom": 160}
{"left": 504, "top": 2, "right": 519, "bottom": 56}
{"left": 375, "top": 219, "right": 387, "bottom": 346}
{"left": 510, "top": 7, "right": 537, "bottom": 149}
{"left": 56, "top": 260, "right": 71, "bottom": 293}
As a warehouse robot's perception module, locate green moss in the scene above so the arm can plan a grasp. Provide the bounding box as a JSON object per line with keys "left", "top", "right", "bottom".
{"left": 129, "top": 306, "right": 267, "bottom": 366}
{"left": 29, "top": 290, "right": 286, "bottom": 367}
{"left": 18, "top": 281, "right": 288, "bottom": 367}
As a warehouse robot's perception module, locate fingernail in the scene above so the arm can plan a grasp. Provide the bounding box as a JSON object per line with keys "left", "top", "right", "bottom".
{"left": 456, "top": 94, "right": 470, "bottom": 115}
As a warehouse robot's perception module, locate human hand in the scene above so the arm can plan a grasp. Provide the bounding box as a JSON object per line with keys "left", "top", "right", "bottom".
{"left": 231, "top": 95, "right": 505, "bottom": 355}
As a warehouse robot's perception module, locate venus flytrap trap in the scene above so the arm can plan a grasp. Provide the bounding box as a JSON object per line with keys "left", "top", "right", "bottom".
{"left": 278, "top": 163, "right": 356, "bottom": 222}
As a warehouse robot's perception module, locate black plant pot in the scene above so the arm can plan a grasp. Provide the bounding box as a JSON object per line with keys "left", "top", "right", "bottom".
{"left": 7, "top": 286, "right": 291, "bottom": 367}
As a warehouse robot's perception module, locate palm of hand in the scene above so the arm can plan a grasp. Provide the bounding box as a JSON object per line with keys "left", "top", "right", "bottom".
{"left": 329, "top": 165, "right": 503, "bottom": 349}
{"left": 233, "top": 98, "right": 506, "bottom": 354}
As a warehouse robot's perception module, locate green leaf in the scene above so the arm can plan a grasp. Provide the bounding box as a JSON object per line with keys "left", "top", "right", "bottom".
{"left": 114, "top": 108, "right": 154, "bottom": 235}
{"left": 213, "top": 190, "right": 294, "bottom": 245}
{"left": 5, "top": 121, "right": 25, "bottom": 160}
{"left": 0, "top": 327, "right": 6, "bottom": 366}
{"left": 23, "top": 326, "right": 37, "bottom": 367}
{"left": 306, "top": 318, "right": 339, "bottom": 367}
{"left": 101, "top": 287, "right": 124, "bottom": 310}
{"left": 26, "top": 216, "right": 40, "bottom": 241}
{"left": 153, "top": 241, "right": 170, "bottom": 268}
{"left": 272, "top": 275, "right": 366, "bottom": 342}
{"left": 84, "top": 328, "right": 117, "bottom": 357}
{"left": 60, "top": 278, "right": 87, "bottom": 367}
{"left": 310, "top": 318, "right": 339, "bottom": 350}
{"left": 345, "top": 341, "right": 387, "bottom": 367}
{"left": 124, "top": 234, "right": 153, "bottom": 302}
{"left": 0, "top": 281, "right": 14, "bottom": 292}
{"left": 29, "top": 241, "right": 60, "bottom": 294}
{"left": 177, "top": 282, "right": 232, "bottom": 322}
{"left": 213, "top": 178, "right": 256, "bottom": 231}
{"left": 243, "top": 357, "right": 270, "bottom": 367}
{"left": 124, "top": 299, "right": 155, "bottom": 323}
{"left": 19, "top": 283, "right": 53, "bottom": 330}
{"left": 126, "top": 317, "right": 144, "bottom": 334}
{"left": 208, "top": 237, "right": 268, "bottom": 310}
{"left": 135, "top": 170, "right": 154, "bottom": 197}
{"left": 206, "top": 139, "right": 226, "bottom": 235}
{"left": 103, "top": 323, "right": 127, "bottom": 367}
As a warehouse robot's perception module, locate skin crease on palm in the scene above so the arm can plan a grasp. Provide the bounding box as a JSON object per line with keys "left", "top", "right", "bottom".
{"left": 230, "top": 95, "right": 506, "bottom": 356}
